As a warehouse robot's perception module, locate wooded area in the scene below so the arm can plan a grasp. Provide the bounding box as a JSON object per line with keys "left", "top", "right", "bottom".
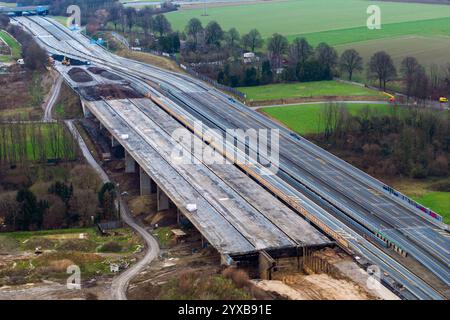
{"left": 315, "top": 104, "right": 450, "bottom": 179}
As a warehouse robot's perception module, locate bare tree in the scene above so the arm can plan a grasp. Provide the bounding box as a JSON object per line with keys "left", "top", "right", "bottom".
{"left": 368, "top": 51, "right": 397, "bottom": 91}
{"left": 289, "top": 37, "right": 313, "bottom": 68}
{"left": 339, "top": 49, "right": 363, "bottom": 81}
{"left": 241, "top": 29, "right": 263, "bottom": 52}
{"left": 315, "top": 42, "right": 338, "bottom": 73}
{"left": 267, "top": 33, "right": 288, "bottom": 70}
{"left": 153, "top": 14, "right": 172, "bottom": 37}
{"left": 185, "top": 18, "right": 203, "bottom": 48}
{"left": 225, "top": 28, "right": 240, "bottom": 50}
{"left": 400, "top": 57, "right": 422, "bottom": 100}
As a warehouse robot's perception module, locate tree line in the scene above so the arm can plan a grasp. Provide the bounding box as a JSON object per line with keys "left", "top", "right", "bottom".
{"left": 0, "top": 122, "right": 77, "bottom": 166}
{"left": 0, "top": 171, "right": 118, "bottom": 232}
{"left": 317, "top": 104, "right": 450, "bottom": 179}
{"left": 0, "top": 15, "right": 48, "bottom": 70}
{"left": 133, "top": 16, "right": 450, "bottom": 100}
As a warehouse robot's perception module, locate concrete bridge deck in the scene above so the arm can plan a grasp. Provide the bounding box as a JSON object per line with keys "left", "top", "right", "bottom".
{"left": 85, "top": 97, "right": 330, "bottom": 257}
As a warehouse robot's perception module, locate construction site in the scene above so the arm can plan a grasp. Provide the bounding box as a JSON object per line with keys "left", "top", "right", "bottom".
{"left": 1, "top": 13, "right": 448, "bottom": 302}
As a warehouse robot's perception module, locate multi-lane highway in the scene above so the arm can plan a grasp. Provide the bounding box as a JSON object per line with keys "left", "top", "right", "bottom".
{"left": 15, "top": 15, "right": 449, "bottom": 299}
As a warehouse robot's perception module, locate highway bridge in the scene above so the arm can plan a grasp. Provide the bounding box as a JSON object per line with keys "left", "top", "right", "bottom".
{"left": 14, "top": 15, "right": 450, "bottom": 300}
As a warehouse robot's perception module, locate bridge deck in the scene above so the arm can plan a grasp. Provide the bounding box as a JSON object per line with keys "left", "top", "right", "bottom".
{"left": 84, "top": 96, "right": 329, "bottom": 256}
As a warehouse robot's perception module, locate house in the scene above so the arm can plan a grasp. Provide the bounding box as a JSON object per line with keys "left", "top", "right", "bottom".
{"left": 243, "top": 52, "right": 257, "bottom": 64}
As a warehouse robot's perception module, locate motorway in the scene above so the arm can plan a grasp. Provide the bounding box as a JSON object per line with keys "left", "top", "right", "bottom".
{"left": 15, "top": 16, "right": 449, "bottom": 299}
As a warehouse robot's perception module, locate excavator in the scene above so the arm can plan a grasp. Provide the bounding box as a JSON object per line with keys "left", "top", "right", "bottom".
{"left": 61, "top": 56, "right": 71, "bottom": 66}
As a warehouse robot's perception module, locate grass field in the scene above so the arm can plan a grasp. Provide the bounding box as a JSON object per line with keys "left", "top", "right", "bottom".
{"left": 260, "top": 103, "right": 390, "bottom": 134}
{"left": 413, "top": 192, "right": 450, "bottom": 224}
{"left": 0, "top": 30, "right": 21, "bottom": 62}
{"left": 166, "top": 0, "right": 450, "bottom": 40}
{"left": 238, "top": 80, "right": 385, "bottom": 102}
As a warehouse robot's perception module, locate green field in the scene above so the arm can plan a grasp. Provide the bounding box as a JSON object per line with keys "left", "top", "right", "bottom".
{"left": 166, "top": 0, "right": 450, "bottom": 40}
{"left": 260, "top": 103, "right": 390, "bottom": 134}
{"left": 0, "top": 30, "right": 21, "bottom": 62}
{"left": 238, "top": 80, "right": 385, "bottom": 102}
{"left": 413, "top": 192, "right": 450, "bottom": 224}
{"left": 0, "top": 123, "right": 77, "bottom": 162}
{"left": 165, "top": 0, "right": 450, "bottom": 67}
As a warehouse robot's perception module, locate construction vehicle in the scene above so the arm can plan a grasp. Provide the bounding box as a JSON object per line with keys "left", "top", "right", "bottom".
{"left": 439, "top": 97, "right": 448, "bottom": 103}
{"left": 62, "top": 56, "right": 71, "bottom": 66}
{"left": 384, "top": 92, "right": 396, "bottom": 103}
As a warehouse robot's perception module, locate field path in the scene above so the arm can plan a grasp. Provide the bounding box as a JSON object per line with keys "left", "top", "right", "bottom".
{"left": 42, "top": 73, "right": 63, "bottom": 122}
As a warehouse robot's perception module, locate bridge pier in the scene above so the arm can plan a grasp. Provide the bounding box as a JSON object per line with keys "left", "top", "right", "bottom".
{"left": 81, "top": 100, "right": 92, "bottom": 118}
{"left": 139, "top": 167, "right": 156, "bottom": 196}
{"left": 111, "top": 135, "right": 120, "bottom": 148}
{"left": 157, "top": 185, "right": 169, "bottom": 211}
{"left": 125, "top": 150, "right": 136, "bottom": 173}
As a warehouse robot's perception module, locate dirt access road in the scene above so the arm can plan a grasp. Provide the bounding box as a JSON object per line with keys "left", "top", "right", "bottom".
{"left": 42, "top": 72, "right": 63, "bottom": 122}
{"left": 66, "top": 120, "right": 160, "bottom": 300}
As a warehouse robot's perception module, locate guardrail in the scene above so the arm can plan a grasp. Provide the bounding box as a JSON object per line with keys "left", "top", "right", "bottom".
{"left": 383, "top": 185, "right": 443, "bottom": 223}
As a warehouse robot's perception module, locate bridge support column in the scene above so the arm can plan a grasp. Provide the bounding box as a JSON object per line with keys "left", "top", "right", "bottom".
{"left": 157, "top": 185, "right": 169, "bottom": 211}
{"left": 125, "top": 150, "right": 136, "bottom": 173}
{"left": 111, "top": 135, "right": 120, "bottom": 148}
{"left": 139, "top": 167, "right": 156, "bottom": 196}
{"left": 220, "top": 254, "right": 234, "bottom": 266}
{"left": 81, "top": 100, "right": 92, "bottom": 118}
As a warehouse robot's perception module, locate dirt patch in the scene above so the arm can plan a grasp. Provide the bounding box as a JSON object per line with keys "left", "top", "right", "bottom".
{"left": 0, "top": 67, "right": 48, "bottom": 120}
{"left": 68, "top": 67, "right": 93, "bottom": 83}
{"left": 77, "top": 84, "right": 143, "bottom": 101}
{"left": 87, "top": 67, "right": 124, "bottom": 81}
{"left": 129, "top": 195, "right": 156, "bottom": 218}
{"left": 117, "top": 50, "right": 183, "bottom": 74}
{"left": 257, "top": 273, "right": 373, "bottom": 300}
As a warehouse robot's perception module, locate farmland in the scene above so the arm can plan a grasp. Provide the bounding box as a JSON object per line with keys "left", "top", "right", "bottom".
{"left": 238, "top": 80, "right": 386, "bottom": 102}
{"left": 336, "top": 35, "right": 450, "bottom": 76}
{"left": 165, "top": 0, "right": 450, "bottom": 67}
{"left": 259, "top": 102, "right": 390, "bottom": 135}
{"left": 166, "top": 0, "right": 450, "bottom": 40}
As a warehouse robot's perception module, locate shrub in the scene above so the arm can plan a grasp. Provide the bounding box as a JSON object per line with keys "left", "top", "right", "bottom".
{"left": 99, "top": 241, "right": 122, "bottom": 253}
{"left": 222, "top": 267, "right": 250, "bottom": 288}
